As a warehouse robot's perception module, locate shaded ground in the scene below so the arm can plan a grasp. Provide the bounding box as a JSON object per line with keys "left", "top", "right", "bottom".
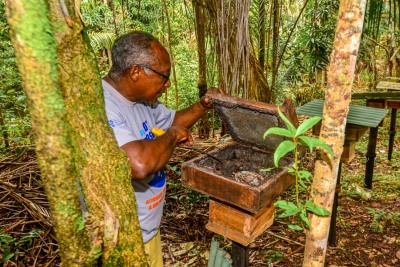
{"left": 161, "top": 121, "right": 400, "bottom": 266}
{"left": 0, "top": 120, "right": 399, "bottom": 266}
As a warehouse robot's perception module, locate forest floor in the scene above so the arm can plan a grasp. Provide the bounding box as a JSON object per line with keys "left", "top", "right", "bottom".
{"left": 0, "top": 111, "right": 399, "bottom": 266}
{"left": 161, "top": 120, "right": 400, "bottom": 267}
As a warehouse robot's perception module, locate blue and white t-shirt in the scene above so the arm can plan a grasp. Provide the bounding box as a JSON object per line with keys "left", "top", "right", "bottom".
{"left": 102, "top": 79, "right": 175, "bottom": 243}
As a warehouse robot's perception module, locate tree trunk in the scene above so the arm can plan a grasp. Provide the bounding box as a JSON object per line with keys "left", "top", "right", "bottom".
{"left": 271, "top": 0, "right": 280, "bottom": 103}
{"left": 258, "top": 0, "right": 266, "bottom": 70}
{"left": 0, "top": 102, "right": 9, "bottom": 149}
{"left": 193, "top": 0, "right": 210, "bottom": 138}
{"left": 6, "top": 1, "right": 93, "bottom": 265}
{"left": 6, "top": 0, "right": 148, "bottom": 265}
{"left": 303, "top": 1, "right": 367, "bottom": 266}
{"left": 162, "top": 0, "right": 179, "bottom": 110}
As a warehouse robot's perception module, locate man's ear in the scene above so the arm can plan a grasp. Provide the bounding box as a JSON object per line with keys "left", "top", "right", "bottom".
{"left": 129, "top": 65, "right": 141, "bottom": 82}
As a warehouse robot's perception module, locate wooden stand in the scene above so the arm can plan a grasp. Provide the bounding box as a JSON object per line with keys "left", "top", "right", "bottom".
{"left": 313, "top": 122, "right": 368, "bottom": 163}
{"left": 206, "top": 200, "right": 274, "bottom": 247}
{"left": 232, "top": 242, "right": 249, "bottom": 267}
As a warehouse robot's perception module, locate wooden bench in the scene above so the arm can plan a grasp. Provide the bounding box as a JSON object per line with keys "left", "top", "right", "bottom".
{"left": 353, "top": 82, "right": 400, "bottom": 161}
{"left": 296, "top": 99, "right": 387, "bottom": 188}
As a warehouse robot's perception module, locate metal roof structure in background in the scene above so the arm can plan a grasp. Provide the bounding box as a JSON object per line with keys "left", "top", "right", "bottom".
{"left": 296, "top": 99, "right": 388, "bottom": 128}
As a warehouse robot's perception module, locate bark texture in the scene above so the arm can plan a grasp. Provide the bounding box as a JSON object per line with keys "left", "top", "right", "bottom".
{"left": 5, "top": 0, "right": 92, "bottom": 265}
{"left": 6, "top": 0, "right": 148, "bottom": 265}
{"left": 193, "top": 0, "right": 210, "bottom": 138}
{"left": 303, "top": 1, "right": 367, "bottom": 266}
{"left": 48, "top": 0, "right": 147, "bottom": 265}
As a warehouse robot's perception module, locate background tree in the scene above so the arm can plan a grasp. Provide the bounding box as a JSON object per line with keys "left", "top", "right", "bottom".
{"left": 0, "top": 1, "right": 26, "bottom": 150}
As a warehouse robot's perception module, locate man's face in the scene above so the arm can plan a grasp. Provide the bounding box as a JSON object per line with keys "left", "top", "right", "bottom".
{"left": 136, "top": 43, "right": 171, "bottom": 103}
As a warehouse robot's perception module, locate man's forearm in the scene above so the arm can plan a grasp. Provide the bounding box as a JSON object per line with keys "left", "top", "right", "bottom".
{"left": 173, "top": 101, "right": 210, "bottom": 129}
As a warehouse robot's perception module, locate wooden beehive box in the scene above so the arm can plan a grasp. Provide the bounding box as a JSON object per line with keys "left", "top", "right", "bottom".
{"left": 181, "top": 93, "right": 297, "bottom": 214}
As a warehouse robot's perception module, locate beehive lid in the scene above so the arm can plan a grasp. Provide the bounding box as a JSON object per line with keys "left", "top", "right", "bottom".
{"left": 207, "top": 93, "right": 298, "bottom": 151}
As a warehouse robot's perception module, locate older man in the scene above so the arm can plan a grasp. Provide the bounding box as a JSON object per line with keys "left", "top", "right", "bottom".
{"left": 102, "top": 31, "right": 217, "bottom": 266}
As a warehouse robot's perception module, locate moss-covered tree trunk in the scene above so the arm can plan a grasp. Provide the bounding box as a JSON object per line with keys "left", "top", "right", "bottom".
{"left": 302, "top": 1, "right": 366, "bottom": 266}
{"left": 6, "top": 0, "right": 148, "bottom": 265}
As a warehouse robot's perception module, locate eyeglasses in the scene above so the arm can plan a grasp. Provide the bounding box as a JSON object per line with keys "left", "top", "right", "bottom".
{"left": 138, "top": 64, "right": 170, "bottom": 84}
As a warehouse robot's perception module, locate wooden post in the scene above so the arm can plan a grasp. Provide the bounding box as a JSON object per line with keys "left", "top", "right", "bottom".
{"left": 232, "top": 241, "right": 249, "bottom": 267}
{"left": 388, "top": 108, "right": 397, "bottom": 161}
{"left": 365, "top": 127, "right": 378, "bottom": 189}
{"left": 328, "top": 162, "right": 342, "bottom": 246}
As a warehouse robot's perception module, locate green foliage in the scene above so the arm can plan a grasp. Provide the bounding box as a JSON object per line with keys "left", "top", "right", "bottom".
{"left": 0, "top": 229, "right": 40, "bottom": 265}
{"left": 0, "top": 1, "right": 31, "bottom": 151}
{"left": 367, "top": 208, "right": 400, "bottom": 233}
{"left": 263, "top": 109, "right": 333, "bottom": 230}
{"left": 263, "top": 250, "right": 284, "bottom": 264}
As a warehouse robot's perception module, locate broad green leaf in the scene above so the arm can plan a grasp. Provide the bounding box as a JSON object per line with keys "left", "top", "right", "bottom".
{"left": 263, "top": 127, "right": 293, "bottom": 139}
{"left": 298, "top": 170, "right": 312, "bottom": 179}
{"left": 274, "top": 200, "right": 301, "bottom": 218}
{"left": 309, "top": 138, "right": 334, "bottom": 158}
{"left": 300, "top": 210, "right": 310, "bottom": 228}
{"left": 279, "top": 208, "right": 301, "bottom": 218}
{"left": 274, "top": 140, "right": 296, "bottom": 167}
{"left": 274, "top": 200, "right": 297, "bottom": 210}
{"left": 298, "top": 135, "right": 316, "bottom": 152}
{"left": 299, "top": 136, "right": 334, "bottom": 158}
{"left": 288, "top": 224, "right": 304, "bottom": 231}
{"left": 295, "top": 116, "right": 321, "bottom": 136}
{"left": 298, "top": 178, "right": 307, "bottom": 189}
{"left": 277, "top": 108, "right": 296, "bottom": 135}
{"left": 306, "top": 200, "right": 330, "bottom": 216}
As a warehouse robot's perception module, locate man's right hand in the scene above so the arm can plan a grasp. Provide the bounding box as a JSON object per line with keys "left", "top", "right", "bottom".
{"left": 167, "top": 125, "right": 193, "bottom": 146}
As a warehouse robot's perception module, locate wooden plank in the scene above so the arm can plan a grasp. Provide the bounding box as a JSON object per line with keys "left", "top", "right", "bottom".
{"left": 352, "top": 91, "right": 400, "bottom": 100}
{"left": 312, "top": 122, "right": 365, "bottom": 163}
{"left": 206, "top": 201, "right": 275, "bottom": 246}
{"left": 341, "top": 141, "right": 356, "bottom": 163}
{"left": 232, "top": 242, "right": 249, "bottom": 267}
{"left": 376, "top": 81, "right": 400, "bottom": 91}
{"left": 387, "top": 101, "right": 400, "bottom": 108}
{"left": 296, "top": 99, "right": 387, "bottom": 128}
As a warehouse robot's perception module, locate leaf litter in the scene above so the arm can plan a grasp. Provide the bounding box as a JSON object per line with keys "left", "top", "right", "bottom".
{"left": 0, "top": 117, "right": 399, "bottom": 266}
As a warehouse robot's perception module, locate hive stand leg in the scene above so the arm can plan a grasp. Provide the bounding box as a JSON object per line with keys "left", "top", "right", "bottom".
{"left": 388, "top": 108, "right": 397, "bottom": 161}
{"left": 232, "top": 241, "right": 249, "bottom": 267}
{"left": 365, "top": 126, "right": 378, "bottom": 189}
{"left": 328, "top": 162, "right": 342, "bottom": 246}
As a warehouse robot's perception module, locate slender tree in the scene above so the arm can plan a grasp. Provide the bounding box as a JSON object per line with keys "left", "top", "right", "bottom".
{"left": 303, "top": 0, "right": 367, "bottom": 266}
{"left": 193, "top": 0, "right": 210, "bottom": 138}
{"left": 6, "top": 0, "right": 148, "bottom": 265}
{"left": 270, "top": 0, "right": 280, "bottom": 103}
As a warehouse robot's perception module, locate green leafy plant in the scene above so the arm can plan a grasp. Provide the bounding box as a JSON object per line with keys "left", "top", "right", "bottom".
{"left": 367, "top": 208, "right": 400, "bottom": 233}
{"left": 263, "top": 109, "right": 334, "bottom": 230}
{"left": 263, "top": 250, "right": 284, "bottom": 264}
{"left": 0, "top": 229, "right": 39, "bottom": 264}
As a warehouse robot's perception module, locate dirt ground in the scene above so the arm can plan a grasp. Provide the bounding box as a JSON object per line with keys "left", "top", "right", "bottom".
{"left": 160, "top": 131, "right": 400, "bottom": 266}
{"left": 0, "top": 129, "right": 399, "bottom": 266}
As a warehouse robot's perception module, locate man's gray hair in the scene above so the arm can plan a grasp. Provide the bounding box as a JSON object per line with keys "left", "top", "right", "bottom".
{"left": 110, "top": 31, "right": 161, "bottom": 76}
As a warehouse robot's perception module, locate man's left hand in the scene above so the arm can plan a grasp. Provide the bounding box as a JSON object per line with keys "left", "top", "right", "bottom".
{"left": 200, "top": 87, "right": 225, "bottom": 109}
